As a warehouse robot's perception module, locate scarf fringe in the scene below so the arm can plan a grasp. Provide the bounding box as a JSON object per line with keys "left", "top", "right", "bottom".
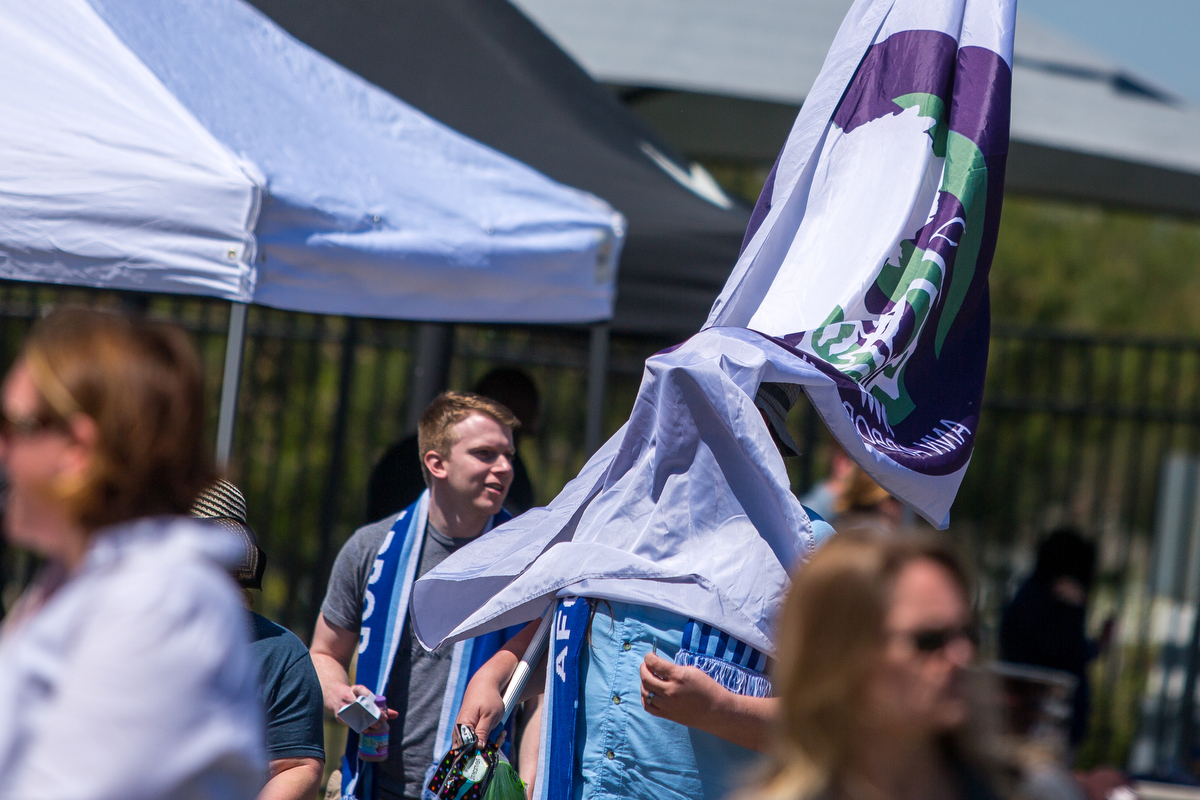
{"left": 674, "top": 650, "right": 772, "bottom": 698}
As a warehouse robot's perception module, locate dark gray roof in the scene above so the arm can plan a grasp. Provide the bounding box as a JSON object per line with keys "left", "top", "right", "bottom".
{"left": 514, "top": 0, "right": 1200, "bottom": 217}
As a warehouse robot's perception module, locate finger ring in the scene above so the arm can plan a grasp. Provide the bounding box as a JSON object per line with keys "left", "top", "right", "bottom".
{"left": 647, "top": 692, "right": 655, "bottom": 706}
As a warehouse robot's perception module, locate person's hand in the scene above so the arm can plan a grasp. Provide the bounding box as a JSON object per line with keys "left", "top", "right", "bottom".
{"left": 641, "top": 652, "right": 778, "bottom": 751}
{"left": 639, "top": 652, "right": 729, "bottom": 729}
{"left": 337, "top": 684, "right": 398, "bottom": 735}
{"left": 455, "top": 676, "right": 505, "bottom": 746}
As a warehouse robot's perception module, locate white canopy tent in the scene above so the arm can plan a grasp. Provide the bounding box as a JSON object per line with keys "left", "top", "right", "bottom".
{"left": 0, "top": 0, "right": 625, "bottom": 460}
{"left": 512, "top": 0, "right": 1200, "bottom": 217}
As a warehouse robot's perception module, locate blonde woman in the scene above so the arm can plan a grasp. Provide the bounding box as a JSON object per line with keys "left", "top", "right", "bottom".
{"left": 747, "top": 529, "right": 1002, "bottom": 800}
{"left": 0, "top": 307, "right": 265, "bottom": 800}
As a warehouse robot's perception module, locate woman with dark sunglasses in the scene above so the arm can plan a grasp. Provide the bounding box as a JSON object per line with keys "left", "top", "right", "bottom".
{"left": 0, "top": 307, "right": 266, "bottom": 799}
{"left": 740, "top": 528, "right": 1004, "bottom": 800}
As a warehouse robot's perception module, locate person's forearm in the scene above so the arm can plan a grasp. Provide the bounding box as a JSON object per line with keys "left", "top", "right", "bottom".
{"left": 311, "top": 652, "right": 353, "bottom": 715}
{"left": 701, "top": 695, "right": 777, "bottom": 752}
{"left": 257, "top": 759, "right": 324, "bottom": 800}
{"left": 476, "top": 648, "right": 521, "bottom": 694}
{"left": 470, "top": 645, "right": 547, "bottom": 706}
{"left": 456, "top": 618, "right": 546, "bottom": 741}
{"left": 478, "top": 619, "right": 541, "bottom": 697}
{"left": 310, "top": 614, "right": 361, "bottom": 717}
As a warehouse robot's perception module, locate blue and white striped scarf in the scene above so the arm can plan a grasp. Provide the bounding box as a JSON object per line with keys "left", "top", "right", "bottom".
{"left": 341, "top": 491, "right": 516, "bottom": 800}
{"left": 674, "top": 620, "right": 772, "bottom": 699}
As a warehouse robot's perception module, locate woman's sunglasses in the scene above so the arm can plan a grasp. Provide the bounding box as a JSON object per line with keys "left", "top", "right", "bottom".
{"left": 0, "top": 409, "right": 63, "bottom": 442}
{"left": 895, "top": 625, "right": 978, "bottom": 654}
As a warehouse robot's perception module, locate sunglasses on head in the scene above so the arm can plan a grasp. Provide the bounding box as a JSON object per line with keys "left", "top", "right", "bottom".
{"left": 897, "top": 625, "right": 977, "bottom": 654}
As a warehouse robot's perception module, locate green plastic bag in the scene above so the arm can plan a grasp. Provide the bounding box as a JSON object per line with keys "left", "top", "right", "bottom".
{"left": 482, "top": 754, "right": 525, "bottom": 800}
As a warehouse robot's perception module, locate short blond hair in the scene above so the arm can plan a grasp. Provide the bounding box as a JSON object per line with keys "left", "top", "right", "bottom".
{"left": 417, "top": 392, "right": 519, "bottom": 484}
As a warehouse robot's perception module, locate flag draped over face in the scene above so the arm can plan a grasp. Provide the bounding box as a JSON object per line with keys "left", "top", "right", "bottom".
{"left": 412, "top": 0, "right": 1015, "bottom": 655}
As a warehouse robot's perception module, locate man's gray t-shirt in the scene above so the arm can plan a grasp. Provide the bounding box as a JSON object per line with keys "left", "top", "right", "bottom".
{"left": 322, "top": 513, "right": 471, "bottom": 800}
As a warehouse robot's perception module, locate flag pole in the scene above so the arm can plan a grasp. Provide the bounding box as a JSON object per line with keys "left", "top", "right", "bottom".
{"left": 584, "top": 323, "right": 610, "bottom": 457}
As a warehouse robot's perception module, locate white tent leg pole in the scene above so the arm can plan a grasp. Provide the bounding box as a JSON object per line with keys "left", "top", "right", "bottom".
{"left": 216, "top": 302, "right": 249, "bottom": 469}
{"left": 584, "top": 323, "right": 610, "bottom": 457}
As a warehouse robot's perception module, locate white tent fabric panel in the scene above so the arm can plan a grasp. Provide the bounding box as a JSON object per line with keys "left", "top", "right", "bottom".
{"left": 0, "top": 0, "right": 259, "bottom": 298}
{"left": 90, "top": 0, "right": 625, "bottom": 323}
{"left": 0, "top": 0, "right": 625, "bottom": 324}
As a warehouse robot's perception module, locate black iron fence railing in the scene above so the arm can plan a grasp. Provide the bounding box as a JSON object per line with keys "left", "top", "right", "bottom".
{"left": 944, "top": 326, "right": 1200, "bottom": 769}
{"left": 0, "top": 283, "right": 1195, "bottom": 769}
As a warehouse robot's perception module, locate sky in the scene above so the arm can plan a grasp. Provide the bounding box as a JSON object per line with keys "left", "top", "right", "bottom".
{"left": 1020, "top": 0, "right": 1200, "bottom": 106}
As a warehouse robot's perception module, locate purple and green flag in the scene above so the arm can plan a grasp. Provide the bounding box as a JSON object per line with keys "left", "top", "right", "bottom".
{"left": 710, "top": 0, "right": 1016, "bottom": 526}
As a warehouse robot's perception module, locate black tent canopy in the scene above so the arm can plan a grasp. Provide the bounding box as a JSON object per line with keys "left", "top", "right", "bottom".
{"left": 247, "top": 0, "right": 752, "bottom": 338}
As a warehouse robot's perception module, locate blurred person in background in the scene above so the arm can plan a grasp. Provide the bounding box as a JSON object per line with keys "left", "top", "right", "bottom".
{"left": 831, "top": 466, "right": 905, "bottom": 530}
{"left": 798, "top": 445, "right": 855, "bottom": 522}
{"left": 0, "top": 307, "right": 265, "bottom": 799}
{"left": 1000, "top": 528, "right": 1098, "bottom": 749}
{"left": 742, "top": 528, "right": 1002, "bottom": 800}
{"left": 191, "top": 480, "right": 325, "bottom": 800}
{"left": 366, "top": 367, "right": 540, "bottom": 521}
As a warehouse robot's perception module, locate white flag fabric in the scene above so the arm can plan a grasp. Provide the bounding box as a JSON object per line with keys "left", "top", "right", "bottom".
{"left": 710, "top": 0, "right": 1017, "bottom": 524}
{"left": 413, "top": 0, "right": 1015, "bottom": 653}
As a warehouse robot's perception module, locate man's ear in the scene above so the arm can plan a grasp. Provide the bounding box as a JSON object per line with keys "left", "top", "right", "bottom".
{"left": 424, "top": 449, "right": 448, "bottom": 481}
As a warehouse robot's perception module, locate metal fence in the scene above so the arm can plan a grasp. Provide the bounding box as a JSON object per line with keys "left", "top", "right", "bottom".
{"left": 2, "top": 282, "right": 1200, "bottom": 768}
{"left": 935, "top": 326, "right": 1200, "bottom": 768}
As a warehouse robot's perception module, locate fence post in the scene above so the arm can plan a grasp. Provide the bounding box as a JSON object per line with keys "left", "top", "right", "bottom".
{"left": 585, "top": 323, "right": 610, "bottom": 457}
{"left": 312, "top": 318, "right": 360, "bottom": 623}
{"left": 216, "top": 302, "right": 249, "bottom": 468}
{"left": 404, "top": 323, "right": 455, "bottom": 434}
